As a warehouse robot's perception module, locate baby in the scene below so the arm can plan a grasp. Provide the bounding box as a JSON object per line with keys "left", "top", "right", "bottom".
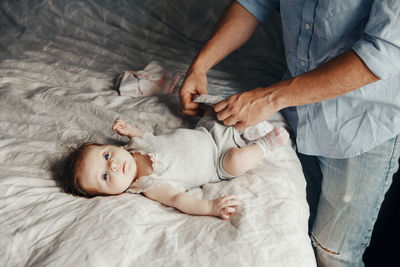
{"left": 60, "top": 114, "right": 289, "bottom": 220}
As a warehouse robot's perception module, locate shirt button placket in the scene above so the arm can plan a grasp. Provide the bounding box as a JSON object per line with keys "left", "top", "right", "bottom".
{"left": 297, "top": 0, "right": 318, "bottom": 72}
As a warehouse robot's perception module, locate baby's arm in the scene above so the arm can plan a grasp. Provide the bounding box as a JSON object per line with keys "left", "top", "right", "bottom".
{"left": 143, "top": 184, "right": 240, "bottom": 220}
{"left": 113, "top": 118, "right": 144, "bottom": 138}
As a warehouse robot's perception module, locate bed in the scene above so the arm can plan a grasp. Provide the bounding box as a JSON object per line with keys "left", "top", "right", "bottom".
{"left": 0, "top": 0, "right": 316, "bottom": 266}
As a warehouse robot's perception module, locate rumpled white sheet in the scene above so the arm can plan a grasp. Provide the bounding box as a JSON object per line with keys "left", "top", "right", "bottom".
{"left": 0, "top": 0, "right": 316, "bottom": 266}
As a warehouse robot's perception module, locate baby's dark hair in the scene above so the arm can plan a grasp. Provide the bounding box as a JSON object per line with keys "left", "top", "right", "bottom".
{"left": 59, "top": 142, "right": 103, "bottom": 198}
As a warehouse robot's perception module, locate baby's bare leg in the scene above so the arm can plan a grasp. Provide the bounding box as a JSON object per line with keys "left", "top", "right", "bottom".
{"left": 222, "top": 144, "right": 264, "bottom": 177}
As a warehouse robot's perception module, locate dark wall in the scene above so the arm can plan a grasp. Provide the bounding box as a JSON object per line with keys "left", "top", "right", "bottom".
{"left": 363, "top": 161, "right": 400, "bottom": 266}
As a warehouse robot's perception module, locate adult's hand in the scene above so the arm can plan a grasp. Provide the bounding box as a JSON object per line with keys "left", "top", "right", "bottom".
{"left": 178, "top": 2, "right": 260, "bottom": 116}
{"left": 179, "top": 68, "right": 208, "bottom": 116}
{"left": 214, "top": 86, "right": 280, "bottom": 130}
{"left": 214, "top": 51, "right": 380, "bottom": 130}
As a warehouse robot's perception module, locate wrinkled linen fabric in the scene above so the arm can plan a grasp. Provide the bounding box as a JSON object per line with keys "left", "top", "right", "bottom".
{"left": 0, "top": 0, "right": 316, "bottom": 266}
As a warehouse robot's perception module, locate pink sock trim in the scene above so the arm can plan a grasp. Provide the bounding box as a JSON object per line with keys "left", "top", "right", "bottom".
{"left": 264, "top": 127, "right": 289, "bottom": 150}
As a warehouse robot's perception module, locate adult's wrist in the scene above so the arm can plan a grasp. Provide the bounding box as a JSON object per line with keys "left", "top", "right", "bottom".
{"left": 189, "top": 56, "right": 210, "bottom": 75}
{"left": 260, "top": 83, "right": 291, "bottom": 112}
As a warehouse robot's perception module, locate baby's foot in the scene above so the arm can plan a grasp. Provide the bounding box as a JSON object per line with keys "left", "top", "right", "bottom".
{"left": 242, "top": 121, "right": 274, "bottom": 141}
{"left": 254, "top": 127, "right": 290, "bottom": 155}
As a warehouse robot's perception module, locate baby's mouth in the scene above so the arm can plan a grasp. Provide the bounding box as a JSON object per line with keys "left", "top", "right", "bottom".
{"left": 123, "top": 161, "right": 126, "bottom": 174}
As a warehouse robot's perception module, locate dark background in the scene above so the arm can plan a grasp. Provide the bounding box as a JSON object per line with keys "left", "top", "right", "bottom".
{"left": 363, "top": 161, "right": 399, "bottom": 266}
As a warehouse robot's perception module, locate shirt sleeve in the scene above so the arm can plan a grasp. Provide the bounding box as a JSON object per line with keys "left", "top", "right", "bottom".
{"left": 236, "top": 0, "right": 279, "bottom": 24}
{"left": 352, "top": 0, "right": 400, "bottom": 79}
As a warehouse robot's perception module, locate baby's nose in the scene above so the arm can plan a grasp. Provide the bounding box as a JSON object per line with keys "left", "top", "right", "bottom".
{"left": 109, "top": 160, "right": 117, "bottom": 172}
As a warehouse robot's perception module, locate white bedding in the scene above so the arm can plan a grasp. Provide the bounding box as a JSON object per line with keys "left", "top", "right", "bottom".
{"left": 0, "top": 0, "right": 316, "bottom": 266}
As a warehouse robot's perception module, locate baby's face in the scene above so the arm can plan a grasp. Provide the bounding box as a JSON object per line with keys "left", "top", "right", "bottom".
{"left": 77, "top": 145, "right": 137, "bottom": 195}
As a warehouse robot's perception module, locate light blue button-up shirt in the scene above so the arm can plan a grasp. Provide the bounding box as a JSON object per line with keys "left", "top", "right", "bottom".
{"left": 237, "top": 0, "right": 400, "bottom": 158}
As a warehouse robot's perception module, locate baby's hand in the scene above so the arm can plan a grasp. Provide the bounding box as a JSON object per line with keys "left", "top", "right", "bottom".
{"left": 211, "top": 194, "right": 240, "bottom": 220}
{"left": 113, "top": 118, "right": 130, "bottom": 136}
{"left": 112, "top": 118, "right": 143, "bottom": 138}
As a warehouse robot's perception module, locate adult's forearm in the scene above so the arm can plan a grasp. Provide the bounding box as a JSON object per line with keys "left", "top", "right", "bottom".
{"left": 271, "top": 50, "right": 380, "bottom": 110}
{"left": 191, "top": 1, "right": 259, "bottom": 73}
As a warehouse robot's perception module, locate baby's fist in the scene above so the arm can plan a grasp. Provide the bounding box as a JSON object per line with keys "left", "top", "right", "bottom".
{"left": 112, "top": 118, "right": 129, "bottom": 136}
{"left": 211, "top": 194, "right": 240, "bottom": 220}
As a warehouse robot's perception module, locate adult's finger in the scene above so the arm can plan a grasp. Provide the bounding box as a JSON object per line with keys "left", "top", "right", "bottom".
{"left": 223, "top": 115, "right": 238, "bottom": 127}
{"left": 179, "top": 88, "right": 194, "bottom": 108}
{"left": 216, "top": 106, "right": 234, "bottom": 122}
{"left": 234, "top": 120, "right": 249, "bottom": 130}
{"left": 214, "top": 100, "right": 228, "bottom": 113}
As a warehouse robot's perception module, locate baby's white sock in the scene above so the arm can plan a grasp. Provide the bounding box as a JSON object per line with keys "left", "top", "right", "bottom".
{"left": 254, "top": 127, "right": 290, "bottom": 156}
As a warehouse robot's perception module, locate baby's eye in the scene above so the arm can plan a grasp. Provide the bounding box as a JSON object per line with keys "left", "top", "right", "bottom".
{"left": 104, "top": 152, "right": 110, "bottom": 160}
{"left": 102, "top": 172, "right": 109, "bottom": 181}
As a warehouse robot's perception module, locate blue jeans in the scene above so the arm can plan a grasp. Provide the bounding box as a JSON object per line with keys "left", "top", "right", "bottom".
{"left": 298, "top": 135, "right": 400, "bottom": 267}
